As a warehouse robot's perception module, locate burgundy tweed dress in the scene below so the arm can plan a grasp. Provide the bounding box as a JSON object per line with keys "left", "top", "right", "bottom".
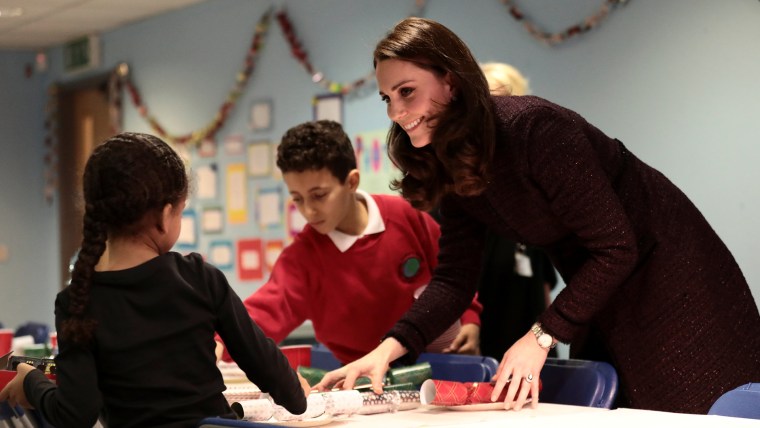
{"left": 387, "top": 95, "right": 760, "bottom": 414}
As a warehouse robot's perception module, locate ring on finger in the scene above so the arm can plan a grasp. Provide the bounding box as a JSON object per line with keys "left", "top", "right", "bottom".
{"left": 524, "top": 373, "right": 534, "bottom": 383}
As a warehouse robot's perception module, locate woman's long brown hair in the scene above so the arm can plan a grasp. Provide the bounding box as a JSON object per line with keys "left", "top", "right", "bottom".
{"left": 374, "top": 17, "right": 496, "bottom": 210}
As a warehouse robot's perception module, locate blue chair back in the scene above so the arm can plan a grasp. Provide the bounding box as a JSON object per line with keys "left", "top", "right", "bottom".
{"left": 310, "top": 343, "right": 341, "bottom": 371}
{"left": 15, "top": 322, "right": 50, "bottom": 345}
{"left": 539, "top": 358, "right": 618, "bottom": 409}
{"left": 416, "top": 353, "right": 499, "bottom": 382}
{"left": 708, "top": 382, "right": 760, "bottom": 420}
{"left": 1, "top": 400, "right": 55, "bottom": 427}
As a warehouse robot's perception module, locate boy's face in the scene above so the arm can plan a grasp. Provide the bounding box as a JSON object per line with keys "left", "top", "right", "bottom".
{"left": 284, "top": 168, "right": 359, "bottom": 235}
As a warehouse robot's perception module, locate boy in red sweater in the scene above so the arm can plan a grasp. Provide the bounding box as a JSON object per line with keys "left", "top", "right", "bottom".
{"left": 218, "top": 120, "right": 481, "bottom": 364}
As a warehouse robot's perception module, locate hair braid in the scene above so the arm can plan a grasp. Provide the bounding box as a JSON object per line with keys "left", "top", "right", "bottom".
{"left": 61, "top": 132, "right": 188, "bottom": 345}
{"left": 60, "top": 209, "right": 106, "bottom": 344}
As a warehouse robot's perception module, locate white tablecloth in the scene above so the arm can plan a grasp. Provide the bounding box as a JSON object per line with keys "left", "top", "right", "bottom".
{"left": 328, "top": 403, "right": 759, "bottom": 428}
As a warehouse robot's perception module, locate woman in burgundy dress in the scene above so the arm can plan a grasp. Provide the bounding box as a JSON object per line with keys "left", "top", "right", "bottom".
{"left": 317, "top": 17, "right": 760, "bottom": 415}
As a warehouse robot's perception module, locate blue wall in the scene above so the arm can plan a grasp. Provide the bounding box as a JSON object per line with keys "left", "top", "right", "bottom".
{"left": 1, "top": 0, "right": 759, "bottom": 332}
{"left": 0, "top": 51, "right": 59, "bottom": 329}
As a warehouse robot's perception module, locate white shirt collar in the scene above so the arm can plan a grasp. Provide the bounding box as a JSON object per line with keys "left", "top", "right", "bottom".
{"left": 327, "top": 190, "right": 386, "bottom": 253}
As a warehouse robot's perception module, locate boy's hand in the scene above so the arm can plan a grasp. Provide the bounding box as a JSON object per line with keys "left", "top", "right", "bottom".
{"left": 315, "top": 338, "right": 405, "bottom": 394}
{"left": 0, "top": 363, "right": 36, "bottom": 409}
{"left": 443, "top": 323, "right": 481, "bottom": 355}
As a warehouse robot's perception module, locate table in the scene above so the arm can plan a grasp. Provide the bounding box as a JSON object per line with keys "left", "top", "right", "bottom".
{"left": 323, "top": 403, "right": 760, "bottom": 428}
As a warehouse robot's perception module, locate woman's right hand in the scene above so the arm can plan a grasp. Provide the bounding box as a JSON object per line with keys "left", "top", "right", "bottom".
{"left": 314, "top": 338, "right": 406, "bottom": 394}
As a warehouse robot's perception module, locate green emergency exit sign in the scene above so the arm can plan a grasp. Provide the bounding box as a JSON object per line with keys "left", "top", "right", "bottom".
{"left": 63, "top": 35, "right": 100, "bottom": 73}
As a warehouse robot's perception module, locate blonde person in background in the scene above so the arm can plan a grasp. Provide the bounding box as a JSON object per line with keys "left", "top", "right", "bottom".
{"left": 480, "top": 62, "right": 530, "bottom": 97}
{"left": 475, "top": 62, "right": 560, "bottom": 362}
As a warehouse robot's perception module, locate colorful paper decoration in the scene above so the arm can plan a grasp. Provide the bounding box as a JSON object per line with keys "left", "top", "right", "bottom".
{"left": 237, "top": 238, "right": 264, "bottom": 281}
{"left": 502, "top": 0, "right": 630, "bottom": 46}
{"left": 226, "top": 164, "right": 247, "bottom": 224}
{"left": 275, "top": 1, "right": 426, "bottom": 96}
{"left": 118, "top": 8, "right": 274, "bottom": 147}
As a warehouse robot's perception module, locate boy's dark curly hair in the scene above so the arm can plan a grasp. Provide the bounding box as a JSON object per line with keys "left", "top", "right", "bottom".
{"left": 276, "top": 120, "right": 357, "bottom": 182}
{"left": 61, "top": 132, "right": 188, "bottom": 345}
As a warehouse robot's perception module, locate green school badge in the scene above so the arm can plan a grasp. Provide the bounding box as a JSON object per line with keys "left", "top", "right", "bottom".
{"left": 401, "top": 256, "right": 421, "bottom": 279}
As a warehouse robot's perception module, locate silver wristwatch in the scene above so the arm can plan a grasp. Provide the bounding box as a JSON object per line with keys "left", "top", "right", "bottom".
{"left": 530, "top": 322, "right": 556, "bottom": 349}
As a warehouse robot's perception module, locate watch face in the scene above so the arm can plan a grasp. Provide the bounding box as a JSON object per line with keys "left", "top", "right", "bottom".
{"left": 537, "top": 334, "right": 553, "bottom": 348}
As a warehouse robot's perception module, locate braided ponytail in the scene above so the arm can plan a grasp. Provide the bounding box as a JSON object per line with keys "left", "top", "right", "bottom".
{"left": 61, "top": 132, "right": 188, "bottom": 345}
{"left": 60, "top": 209, "right": 106, "bottom": 343}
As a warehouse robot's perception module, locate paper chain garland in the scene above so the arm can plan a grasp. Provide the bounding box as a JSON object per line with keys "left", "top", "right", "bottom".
{"left": 502, "top": 0, "right": 630, "bottom": 46}
{"left": 114, "top": 0, "right": 628, "bottom": 147}
{"left": 274, "top": 0, "right": 426, "bottom": 96}
{"left": 112, "top": 2, "right": 426, "bottom": 149}
{"left": 44, "top": 0, "right": 632, "bottom": 202}
{"left": 118, "top": 7, "right": 273, "bottom": 146}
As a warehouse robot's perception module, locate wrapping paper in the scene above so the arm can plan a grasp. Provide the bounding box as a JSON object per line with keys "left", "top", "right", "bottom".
{"left": 322, "top": 390, "right": 364, "bottom": 416}
{"left": 231, "top": 398, "right": 274, "bottom": 421}
{"left": 222, "top": 382, "right": 262, "bottom": 404}
{"left": 420, "top": 379, "right": 538, "bottom": 406}
{"left": 395, "top": 390, "right": 422, "bottom": 411}
{"left": 218, "top": 361, "right": 248, "bottom": 382}
{"left": 298, "top": 366, "right": 327, "bottom": 386}
{"left": 357, "top": 391, "right": 398, "bottom": 415}
{"left": 272, "top": 393, "right": 326, "bottom": 421}
{"left": 357, "top": 390, "right": 421, "bottom": 415}
{"left": 383, "top": 382, "right": 415, "bottom": 391}
{"left": 386, "top": 362, "right": 432, "bottom": 387}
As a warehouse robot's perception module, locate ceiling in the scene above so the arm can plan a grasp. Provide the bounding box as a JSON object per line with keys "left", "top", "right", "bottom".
{"left": 0, "top": 0, "right": 207, "bottom": 51}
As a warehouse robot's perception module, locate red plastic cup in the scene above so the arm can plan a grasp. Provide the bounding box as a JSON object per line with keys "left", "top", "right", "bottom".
{"left": 49, "top": 331, "right": 58, "bottom": 353}
{"left": 279, "top": 344, "right": 312, "bottom": 370}
{"left": 0, "top": 328, "right": 13, "bottom": 356}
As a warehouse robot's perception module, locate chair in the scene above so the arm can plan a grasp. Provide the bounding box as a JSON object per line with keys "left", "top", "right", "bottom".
{"left": 708, "top": 382, "right": 760, "bottom": 420}
{"left": 416, "top": 353, "right": 499, "bottom": 382}
{"left": 1, "top": 401, "right": 42, "bottom": 427}
{"left": 538, "top": 358, "right": 618, "bottom": 409}
{"left": 15, "top": 322, "right": 50, "bottom": 345}
{"left": 310, "top": 343, "right": 341, "bottom": 371}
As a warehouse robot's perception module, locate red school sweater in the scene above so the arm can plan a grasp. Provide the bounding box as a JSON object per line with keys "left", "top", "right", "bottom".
{"left": 243, "top": 194, "right": 481, "bottom": 364}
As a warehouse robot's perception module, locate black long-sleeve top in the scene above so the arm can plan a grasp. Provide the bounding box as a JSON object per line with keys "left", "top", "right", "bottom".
{"left": 24, "top": 252, "right": 306, "bottom": 427}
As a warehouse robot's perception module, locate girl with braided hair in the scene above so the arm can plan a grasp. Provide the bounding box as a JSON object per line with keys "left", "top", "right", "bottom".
{"left": 0, "top": 132, "right": 308, "bottom": 427}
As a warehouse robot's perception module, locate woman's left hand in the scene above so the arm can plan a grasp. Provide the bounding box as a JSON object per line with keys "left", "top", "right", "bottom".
{"left": 0, "top": 363, "right": 36, "bottom": 409}
{"left": 443, "top": 323, "right": 481, "bottom": 355}
{"left": 490, "top": 331, "right": 549, "bottom": 411}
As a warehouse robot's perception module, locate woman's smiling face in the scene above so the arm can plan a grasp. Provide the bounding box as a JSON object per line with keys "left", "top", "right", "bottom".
{"left": 376, "top": 58, "right": 454, "bottom": 148}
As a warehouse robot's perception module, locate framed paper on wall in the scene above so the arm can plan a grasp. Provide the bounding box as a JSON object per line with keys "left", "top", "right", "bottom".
{"left": 249, "top": 99, "right": 273, "bottom": 131}
{"left": 247, "top": 140, "right": 272, "bottom": 177}
{"left": 313, "top": 93, "right": 343, "bottom": 124}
